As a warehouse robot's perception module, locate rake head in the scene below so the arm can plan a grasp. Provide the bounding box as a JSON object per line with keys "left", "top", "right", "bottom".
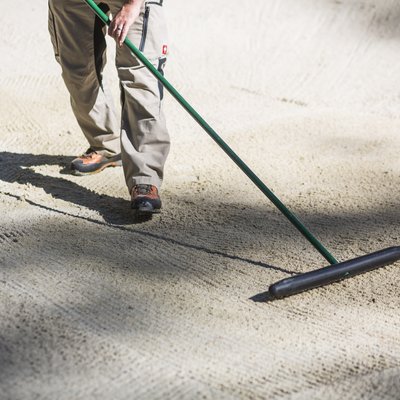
{"left": 268, "top": 246, "right": 400, "bottom": 299}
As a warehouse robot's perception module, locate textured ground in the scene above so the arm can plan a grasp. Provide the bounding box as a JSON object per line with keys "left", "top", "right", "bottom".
{"left": 0, "top": 0, "right": 399, "bottom": 399}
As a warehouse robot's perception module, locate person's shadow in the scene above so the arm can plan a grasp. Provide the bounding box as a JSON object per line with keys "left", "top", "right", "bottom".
{"left": 0, "top": 151, "right": 135, "bottom": 225}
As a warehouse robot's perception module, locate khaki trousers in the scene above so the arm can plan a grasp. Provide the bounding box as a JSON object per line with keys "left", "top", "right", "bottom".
{"left": 48, "top": 0, "right": 170, "bottom": 192}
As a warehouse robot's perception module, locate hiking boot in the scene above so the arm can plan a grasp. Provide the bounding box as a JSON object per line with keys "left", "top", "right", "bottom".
{"left": 131, "top": 184, "right": 162, "bottom": 214}
{"left": 71, "top": 149, "right": 122, "bottom": 175}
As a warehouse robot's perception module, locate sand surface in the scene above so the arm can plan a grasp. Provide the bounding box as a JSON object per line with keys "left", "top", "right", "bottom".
{"left": 1, "top": 0, "right": 400, "bottom": 399}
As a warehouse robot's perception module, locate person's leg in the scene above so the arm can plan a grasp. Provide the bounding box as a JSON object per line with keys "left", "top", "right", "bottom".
{"left": 109, "top": 1, "right": 170, "bottom": 204}
{"left": 48, "top": 0, "right": 120, "bottom": 160}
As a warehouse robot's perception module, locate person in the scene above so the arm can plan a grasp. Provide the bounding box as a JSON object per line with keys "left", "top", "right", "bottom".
{"left": 48, "top": 0, "right": 170, "bottom": 214}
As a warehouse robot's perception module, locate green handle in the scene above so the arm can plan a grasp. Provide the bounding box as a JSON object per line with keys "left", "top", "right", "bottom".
{"left": 82, "top": 0, "right": 338, "bottom": 265}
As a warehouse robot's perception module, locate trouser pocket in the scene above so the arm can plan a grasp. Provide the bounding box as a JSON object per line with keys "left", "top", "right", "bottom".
{"left": 138, "top": 1, "right": 168, "bottom": 58}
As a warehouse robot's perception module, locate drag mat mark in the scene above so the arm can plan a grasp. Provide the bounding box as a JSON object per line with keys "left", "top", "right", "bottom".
{"left": 2, "top": 263, "right": 399, "bottom": 400}
{"left": 0, "top": 280, "right": 205, "bottom": 399}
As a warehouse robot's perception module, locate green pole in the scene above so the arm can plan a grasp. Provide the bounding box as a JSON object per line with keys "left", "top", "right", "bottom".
{"left": 82, "top": 0, "right": 338, "bottom": 265}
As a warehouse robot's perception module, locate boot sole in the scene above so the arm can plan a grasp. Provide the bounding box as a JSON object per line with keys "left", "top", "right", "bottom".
{"left": 71, "top": 160, "right": 122, "bottom": 176}
{"left": 133, "top": 207, "right": 161, "bottom": 216}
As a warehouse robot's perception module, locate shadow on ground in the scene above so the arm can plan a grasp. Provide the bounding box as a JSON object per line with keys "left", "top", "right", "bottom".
{"left": 0, "top": 151, "right": 133, "bottom": 225}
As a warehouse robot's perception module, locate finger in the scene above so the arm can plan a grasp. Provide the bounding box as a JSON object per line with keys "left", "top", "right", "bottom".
{"left": 119, "top": 25, "right": 129, "bottom": 47}
{"left": 115, "top": 24, "right": 125, "bottom": 43}
{"left": 109, "top": 20, "right": 122, "bottom": 38}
